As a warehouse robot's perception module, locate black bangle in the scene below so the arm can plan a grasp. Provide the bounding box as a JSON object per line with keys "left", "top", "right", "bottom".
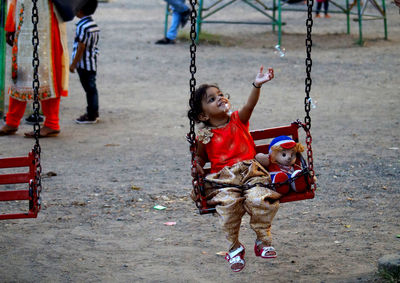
{"left": 252, "top": 82, "right": 261, "bottom": 89}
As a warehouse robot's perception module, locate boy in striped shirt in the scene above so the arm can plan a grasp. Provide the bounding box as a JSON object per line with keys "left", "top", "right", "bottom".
{"left": 70, "top": 0, "right": 100, "bottom": 124}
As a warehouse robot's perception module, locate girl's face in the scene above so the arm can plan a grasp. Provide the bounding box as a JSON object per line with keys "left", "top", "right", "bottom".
{"left": 199, "top": 87, "right": 230, "bottom": 123}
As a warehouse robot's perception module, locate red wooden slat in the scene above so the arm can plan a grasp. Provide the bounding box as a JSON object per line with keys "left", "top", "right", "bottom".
{"left": 255, "top": 144, "right": 269, "bottom": 154}
{"left": 251, "top": 124, "right": 299, "bottom": 141}
{"left": 0, "top": 156, "right": 32, "bottom": 169}
{"left": 0, "top": 173, "right": 31, "bottom": 185}
{"left": 0, "top": 211, "right": 37, "bottom": 220}
{"left": 0, "top": 190, "right": 30, "bottom": 201}
{"left": 280, "top": 190, "right": 315, "bottom": 203}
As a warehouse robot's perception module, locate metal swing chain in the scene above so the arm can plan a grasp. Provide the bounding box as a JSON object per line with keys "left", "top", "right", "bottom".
{"left": 31, "top": 0, "right": 42, "bottom": 210}
{"left": 186, "top": 0, "right": 207, "bottom": 209}
{"left": 304, "top": 0, "right": 316, "bottom": 191}
{"left": 188, "top": 0, "right": 197, "bottom": 146}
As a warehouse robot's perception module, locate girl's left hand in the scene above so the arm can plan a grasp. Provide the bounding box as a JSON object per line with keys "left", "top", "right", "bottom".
{"left": 254, "top": 66, "right": 274, "bottom": 87}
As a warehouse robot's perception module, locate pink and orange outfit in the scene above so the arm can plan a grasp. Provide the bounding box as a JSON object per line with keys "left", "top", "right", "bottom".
{"left": 4, "top": 0, "right": 69, "bottom": 131}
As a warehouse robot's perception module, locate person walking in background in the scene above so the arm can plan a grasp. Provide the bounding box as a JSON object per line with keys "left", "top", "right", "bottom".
{"left": 0, "top": 0, "right": 69, "bottom": 137}
{"left": 70, "top": 0, "right": 100, "bottom": 124}
{"left": 315, "top": 0, "right": 330, "bottom": 18}
{"left": 155, "top": 0, "right": 191, "bottom": 45}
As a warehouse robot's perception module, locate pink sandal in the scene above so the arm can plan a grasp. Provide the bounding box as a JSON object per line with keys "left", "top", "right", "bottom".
{"left": 254, "top": 241, "right": 277, "bottom": 258}
{"left": 225, "top": 245, "right": 245, "bottom": 272}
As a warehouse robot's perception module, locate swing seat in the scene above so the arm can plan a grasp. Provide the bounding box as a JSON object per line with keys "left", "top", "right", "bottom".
{"left": 0, "top": 151, "right": 40, "bottom": 220}
{"left": 194, "top": 122, "right": 315, "bottom": 214}
{"left": 250, "top": 122, "right": 315, "bottom": 203}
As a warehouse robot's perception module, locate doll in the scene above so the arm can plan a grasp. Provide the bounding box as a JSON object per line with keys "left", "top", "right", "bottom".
{"left": 256, "top": 135, "right": 308, "bottom": 194}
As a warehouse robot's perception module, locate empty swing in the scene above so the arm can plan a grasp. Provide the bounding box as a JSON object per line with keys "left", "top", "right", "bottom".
{"left": 0, "top": 0, "right": 42, "bottom": 220}
{"left": 187, "top": 0, "right": 317, "bottom": 214}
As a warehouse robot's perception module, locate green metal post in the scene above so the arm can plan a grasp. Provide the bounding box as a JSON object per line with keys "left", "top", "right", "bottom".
{"left": 357, "top": 0, "right": 363, "bottom": 45}
{"left": 0, "top": 0, "right": 7, "bottom": 119}
{"left": 346, "top": 0, "right": 350, "bottom": 34}
{"left": 164, "top": 4, "right": 169, "bottom": 38}
{"left": 278, "top": 0, "right": 282, "bottom": 46}
{"left": 196, "top": 0, "right": 203, "bottom": 43}
{"left": 382, "top": 0, "right": 387, "bottom": 39}
{"left": 272, "top": 0, "right": 276, "bottom": 32}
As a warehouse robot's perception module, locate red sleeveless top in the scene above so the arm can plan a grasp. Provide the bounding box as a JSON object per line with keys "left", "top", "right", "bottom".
{"left": 203, "top": 111, "right": 256, "bottom": 173}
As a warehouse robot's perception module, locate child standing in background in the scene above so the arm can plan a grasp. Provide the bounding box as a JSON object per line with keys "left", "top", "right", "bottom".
{"left": 70, "top": 0, "right": 100, "bottom": 124}
{"left": 315, "top": 0, "right": 330, "bottom": 18}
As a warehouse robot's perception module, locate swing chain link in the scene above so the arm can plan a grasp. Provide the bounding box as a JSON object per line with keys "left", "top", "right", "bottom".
{"left": 31, "top": 0, "right": 42, "bottom": 209}
{"left": 187, "top": 0, "right": 205, "bottom": 204}
{"left": 303, "top": 0, "right": 316, "bottom": 190}
{"left": 188, "top": 0, "right": 197, "bottom": 146}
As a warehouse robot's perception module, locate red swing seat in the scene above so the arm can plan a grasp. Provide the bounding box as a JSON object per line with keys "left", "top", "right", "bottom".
{"left": 0, "top": 150, "right": 40, "bottom": 220}
{"left": 250, "top": 122, "right": 315, "bottom": 203}
{"left": 194, "top": 122, "right": 315, "bottom": 214}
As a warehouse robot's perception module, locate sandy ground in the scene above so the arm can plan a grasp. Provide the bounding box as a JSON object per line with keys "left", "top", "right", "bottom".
{"left": 1, "top": 0, "right": 400, "bottom": 282}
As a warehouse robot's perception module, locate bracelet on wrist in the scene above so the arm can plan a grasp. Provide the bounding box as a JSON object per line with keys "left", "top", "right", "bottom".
{"left": 252, "top": 82, "right": 261, "bottom": 89}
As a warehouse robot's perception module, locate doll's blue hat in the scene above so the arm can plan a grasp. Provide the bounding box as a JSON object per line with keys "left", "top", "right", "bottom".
{"left": 269, "top": 135, "right": 296, "bottom": 153}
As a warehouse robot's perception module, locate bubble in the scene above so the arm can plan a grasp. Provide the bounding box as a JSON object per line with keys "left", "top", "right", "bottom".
{"left": 223, "top": 103, "right": 232, "bottom": 115}
{"left": 274, "top": 45, "right": 286, "bottom": 58}
{"left": 308, "top": 98, "right": 317, "bottom": 109}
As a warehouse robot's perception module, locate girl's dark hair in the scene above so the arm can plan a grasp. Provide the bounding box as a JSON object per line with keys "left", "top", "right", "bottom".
{"left": 188, "top": 84, "right": 220, "bottom": 124}
{"left": 81, "top": 0, "right": 98, "bottom": 16}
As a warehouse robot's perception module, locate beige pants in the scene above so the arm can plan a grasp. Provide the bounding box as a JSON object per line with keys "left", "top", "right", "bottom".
{"left": 204, "top": 160, "right": 281, "bottom": 250}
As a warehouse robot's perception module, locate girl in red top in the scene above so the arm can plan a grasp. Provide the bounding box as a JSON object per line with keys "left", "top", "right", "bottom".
{"left": 189, "top": 66, "right": 282, "bottom": 272}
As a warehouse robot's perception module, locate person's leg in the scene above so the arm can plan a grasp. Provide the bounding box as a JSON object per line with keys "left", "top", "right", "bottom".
{"left": 165, "top": 0, "right": 189, "bottom": 13}
{"left": 316, "top": 1, "right": 322, "bottom": 16}
{"left": 166, "top": 10, "right": 181, "bottom": 40}
{"left": 156, "top": 0, "right": 190, "bottom": 44}
{"left": 23, "top": 97, "right": 61, "bottom": 137}
{"left": 240, "top": 160, "right": 281, "bottom": 257}
{"left": 244, "top": 186, "right": 280, "bottom": 247}
{"left": 41, "top": 97, "right": 60, "bottom": 131}
{"left": 324, "top": 0, "right": 330, "bottom": 17}
{"left": 77, "top": 69, "right": 99, "bottom": 121}
{"left": 5, "top": 97, "right": 27, "bottom": 128}
{"left": 211, "top": 187, "right": 246, "bottom": 251}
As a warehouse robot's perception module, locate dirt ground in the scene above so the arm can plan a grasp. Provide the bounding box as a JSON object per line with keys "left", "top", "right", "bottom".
{"left": 1, "top": 0, "right": 400, "bottom": 282}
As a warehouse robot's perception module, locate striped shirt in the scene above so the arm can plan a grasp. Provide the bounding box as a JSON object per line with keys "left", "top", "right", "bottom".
{"left": 72, "top": 16, "right": 100, "bottom": 71}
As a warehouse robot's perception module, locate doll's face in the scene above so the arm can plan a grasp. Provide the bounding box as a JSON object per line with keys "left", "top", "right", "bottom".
{"left": 274, "top": 148, "right": 297, "bottom": 166}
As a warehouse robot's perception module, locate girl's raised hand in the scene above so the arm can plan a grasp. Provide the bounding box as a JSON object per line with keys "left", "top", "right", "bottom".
{"left": 254, "top": 66, "right": 274, "bottom": 87}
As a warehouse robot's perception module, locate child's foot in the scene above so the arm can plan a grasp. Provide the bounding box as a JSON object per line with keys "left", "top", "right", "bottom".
{"left": 225, "top": 245, "right": 245, "bottom": 272}
{"left": 315, "top": 14, "right": 321, "bottom": 18}
{"left": 325, "top": 13, "right": 331, "bottom": 18}
{"left": 254, "top": 241, "right": 277, "bottom": 258}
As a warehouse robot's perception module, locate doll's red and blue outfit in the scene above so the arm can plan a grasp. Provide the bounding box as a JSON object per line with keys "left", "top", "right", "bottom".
{"left": 267, "top": 136, "right": 307, "bottom": 194}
